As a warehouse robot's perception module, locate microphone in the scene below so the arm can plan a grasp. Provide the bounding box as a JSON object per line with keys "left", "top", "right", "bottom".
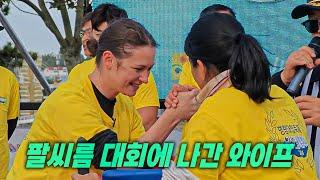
{"left": 287, "top": 37, "right": 320, "bottom": 96}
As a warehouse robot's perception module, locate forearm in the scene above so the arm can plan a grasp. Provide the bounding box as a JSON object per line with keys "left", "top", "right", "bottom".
{"left": 271, "top": 70, "right": 288, "bottom": 90}
{"left": 138, "top": 109, "right": 180, "bottom": 143}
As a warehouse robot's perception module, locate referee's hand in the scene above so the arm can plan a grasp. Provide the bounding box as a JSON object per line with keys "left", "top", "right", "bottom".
{"left": 295, "top": 95, "right": 320, "bottom": 127}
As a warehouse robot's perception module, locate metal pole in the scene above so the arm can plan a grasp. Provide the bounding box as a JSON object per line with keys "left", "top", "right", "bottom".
{"left": 0, "top": 11, "right": 52, "bottom": 96}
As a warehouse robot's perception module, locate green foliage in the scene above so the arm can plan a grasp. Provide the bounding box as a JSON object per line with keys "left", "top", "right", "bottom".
{"left": 42, "top": 53, "right": 57, "bottom": 68}
{"left": 48, "top": 0, "right": 79, "bottom": 9}
{"left": 0, "top": 0, "right": 10, "bottom": 15}
{"left": 0, "top": 0, "right": 92, "bottom": 71}
{"left": 0, "top": 42, "right": 38, "bottom": 70}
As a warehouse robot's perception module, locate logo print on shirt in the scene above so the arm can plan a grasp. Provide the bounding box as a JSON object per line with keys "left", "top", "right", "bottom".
{"left": 284, "top": 136, "right": 308, "bottom": 158}
{"left": 0, "top": 97, "right": 6, "bottom": 104}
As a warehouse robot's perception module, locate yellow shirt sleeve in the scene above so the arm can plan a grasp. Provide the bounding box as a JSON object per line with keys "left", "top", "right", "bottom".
{"left": 0, "top": 106, "right": 9, "bottom": 179}
{"left": 129, "top": 109, "right": 145, "bottom": 142}
{"left": 131, "top": 72, "right": 160, "bottom": 109}
{"left": 7, "top": 75, "right": 20, "bottom": 120}
{"left": 178, "top": 61, "right": 199, "bottom": 88}
{"left": 68, "top": 58, "right": 96, "bottom": 82}
{"left": 47, "top": 90, "right": 109, "bottom": 142}
{"left": 68, "top": 63, "right": 83, "bottom": 81}
{"left": 118, "top": 94, "right": 145, "bottom": 142}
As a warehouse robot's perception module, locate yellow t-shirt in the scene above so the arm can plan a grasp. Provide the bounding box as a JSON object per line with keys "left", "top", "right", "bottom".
{"left": 178, "top": 61, "right": 199, "bottom": 88}
{"left": 0, "top": 66, "right": 19, "bottom": 179}
{"left": 68, "top": 58, "right": 159, "bottom": 109}
{"left": 180, "top": 85, "right": 317, "bottom": 179}
{"left": 7, "top": 77, "right": 145, "bottom": 179}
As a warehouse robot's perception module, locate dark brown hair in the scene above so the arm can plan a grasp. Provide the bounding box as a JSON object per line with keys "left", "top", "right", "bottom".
{"left": 81, "top": 12, "right": 93, "bottom": 28}
{"left": 200, "top": 4, "right": 236, "bottom": 18}
{"left": 91, "top": 3, "right": 128, "bottom": 31}
{"left": 96, "top": 18, "right": 158, "bottom": 65}
{"left": 185, "top": 13, "right": 272, "bottom": 104}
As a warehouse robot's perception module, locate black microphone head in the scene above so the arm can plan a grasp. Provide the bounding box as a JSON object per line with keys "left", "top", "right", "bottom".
{"left": 309, "top": 36, "right": 320, "bottom": 58}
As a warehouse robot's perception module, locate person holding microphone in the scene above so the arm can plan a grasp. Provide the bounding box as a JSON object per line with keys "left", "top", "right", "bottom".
{"left": 272, "top": 0, "right": 320, "bottom": 176}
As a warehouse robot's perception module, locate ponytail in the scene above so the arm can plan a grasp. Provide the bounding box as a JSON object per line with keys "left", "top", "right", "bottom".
{"left": 229, "top": 34, "right": 272, "bottom": 104}
{"left": 185, "top": 13, "right": 273, "bottom": 103}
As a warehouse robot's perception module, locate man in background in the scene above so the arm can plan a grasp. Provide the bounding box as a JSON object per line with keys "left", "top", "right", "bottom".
{"left": 80, "top": 12, "right": 94, "bottom": 58}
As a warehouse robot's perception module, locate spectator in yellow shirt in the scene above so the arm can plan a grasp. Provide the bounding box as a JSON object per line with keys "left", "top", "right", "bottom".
{"left": 70, "top": 3, "right": 159, "bottom": 130}
{"left": 0, "top": 66, "right": 19, "bottom": 180}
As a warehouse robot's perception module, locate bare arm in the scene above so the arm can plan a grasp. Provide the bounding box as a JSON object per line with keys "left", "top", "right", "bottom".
{"left": 138, "top": 109, "right": 180, "bottom": 143}
{"left": 139, "top": 90, "right": 199, "bottom": 143}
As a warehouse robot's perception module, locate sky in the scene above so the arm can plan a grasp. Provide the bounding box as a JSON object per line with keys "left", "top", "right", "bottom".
{"left": 0, "top": 1, "right": 76, "bottom": 55}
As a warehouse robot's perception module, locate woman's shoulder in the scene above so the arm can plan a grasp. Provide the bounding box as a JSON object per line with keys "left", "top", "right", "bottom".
{"left": 197, "top": 85, "right": 298, "bottom": 120}
{"left": 204, "top": 87, "right": 251, "bottom": 107}
{"left": 0, "top": 66, "right": 17, "bottom": 83}
{"left": 193, "top": 87, "right": 251, "bottom": 122}
{"left": 204, "top": 85, "right": 293, "bottom": 106}
{"left": 0, "top": 66, "right": 14, "bottom": 76}
{"left": 42, "top": 78, "right": 92, "bottom": 109}
{"left": 268, "top": 85, "right": 296, "bottom": 106}
{"left": 269, "top": 85, "right": 290, "bottom": 97}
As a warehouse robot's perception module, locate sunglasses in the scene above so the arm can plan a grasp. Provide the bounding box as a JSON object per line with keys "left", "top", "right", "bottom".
{"left": 302, "top": 19, "right": 320, "bottom": 33}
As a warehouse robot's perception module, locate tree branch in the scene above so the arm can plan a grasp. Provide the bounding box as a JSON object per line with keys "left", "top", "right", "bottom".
{"left": 11, "top": 1, "right": 38, "bottom": 16}
{"left": 19, "top": 0, "right": 66, "bottom": 46}
{"left": 59, "top": 1, "right": 73, "bottom": 42}
{"left": 74, "top": 0, "right": 84, "bottom": 42}
{"left": 19, "top": 0, "right": 45, "bottom": 18}
{"left": 37, "top": 0, "right": 66, "bottom": 47}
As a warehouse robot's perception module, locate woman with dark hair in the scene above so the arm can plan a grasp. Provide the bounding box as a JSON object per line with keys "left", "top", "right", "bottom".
{"left": 7, "top": 19, "right": 199, "bottom": 179}
{"left": 165, "top": 13, "right": 317, "bottom": 179}
{"left": 177, "top": 4, "right": 236, "bottom": 92}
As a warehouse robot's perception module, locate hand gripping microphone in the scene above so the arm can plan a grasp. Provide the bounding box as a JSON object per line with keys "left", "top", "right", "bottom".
{"left": 287, "top": 36, "right": 320, "bottom": 96}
